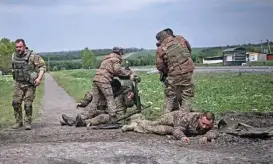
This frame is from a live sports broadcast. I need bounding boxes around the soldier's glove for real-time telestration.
[199,137,208,144]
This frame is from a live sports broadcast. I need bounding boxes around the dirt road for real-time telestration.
[0,73,272,164]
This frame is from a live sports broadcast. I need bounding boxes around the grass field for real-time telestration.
[0,76,44,129]
[95,47,206,61]
[51,69,273,120]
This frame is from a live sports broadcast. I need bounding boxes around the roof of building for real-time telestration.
[223,47,246,52]
[203,56,223,60]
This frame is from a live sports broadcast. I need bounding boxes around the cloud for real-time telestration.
[0,0,179,15]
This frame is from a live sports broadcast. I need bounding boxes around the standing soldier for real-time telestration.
[11,39,46,130]
[155,30,195,113]
[163,28,192,54]
[82,47,135,122]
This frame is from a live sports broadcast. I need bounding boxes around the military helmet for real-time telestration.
[113,47,124,54]
[156,31,168,43]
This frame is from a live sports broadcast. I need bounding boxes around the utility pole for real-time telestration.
[267,39,271,54]
[48,56,50,72]
[260,40,263,53]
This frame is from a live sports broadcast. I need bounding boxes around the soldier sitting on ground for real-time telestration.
[121,111,218,144]
[60,78,135,127]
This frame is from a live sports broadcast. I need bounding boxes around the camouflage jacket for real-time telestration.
[175,35,192,54]
[156,36,195,75]
[172,111,218,140]
[12,50,46,73]
[11,50,46,86]
[93,53,133,83]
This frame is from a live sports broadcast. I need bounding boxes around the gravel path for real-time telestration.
[0,73,272,164]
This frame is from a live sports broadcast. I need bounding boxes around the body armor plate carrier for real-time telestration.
[12,50,38,85]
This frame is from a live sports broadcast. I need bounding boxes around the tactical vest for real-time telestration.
[162,39,191,74]
[11,50,38,85]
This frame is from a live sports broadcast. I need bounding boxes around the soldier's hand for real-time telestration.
[182,137,190,143]
[76,103,82,109]
[34,78,41,86]
[130,74,135,80]
[199,137,208,144]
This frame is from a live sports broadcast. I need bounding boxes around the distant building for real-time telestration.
[247,52,267,62]
[202,56,223,64]
[267,54,273,60]
[222,47,247,66]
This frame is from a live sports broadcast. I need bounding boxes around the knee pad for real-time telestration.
[24,103,33,112]
[12,100,21,108]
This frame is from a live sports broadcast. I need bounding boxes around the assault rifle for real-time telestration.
[89,66,151,130]
[159,69,168,86]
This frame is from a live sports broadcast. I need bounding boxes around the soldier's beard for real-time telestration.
[17,50,23,55]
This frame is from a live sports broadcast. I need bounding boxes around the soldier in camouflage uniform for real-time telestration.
[163,28,192,54]
[85,47,135,122]
[155,30,195,113]
[11,39,46,130]
[122,111,218,144]
[61,78,135,127]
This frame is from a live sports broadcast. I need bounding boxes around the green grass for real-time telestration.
[51,70,273,120]
[0,75,44,129]
[94,48,206,61]
[248,61,273,66]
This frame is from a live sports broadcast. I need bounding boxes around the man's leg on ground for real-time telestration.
[98,83,119,117]
[75,84,101,127]
[85,114,111,126]
[122,119,173,135]
[180,72,195,112]
[11,82,24,129]
[24,85,36,130]
[163,84,176,113]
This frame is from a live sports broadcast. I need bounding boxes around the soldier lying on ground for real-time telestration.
[60,78,135,127]
[121,111,218,144]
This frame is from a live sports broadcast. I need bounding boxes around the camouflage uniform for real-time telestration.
[11,49,46,129]
[85,79,135,126]
[88,47,134,119]
[61,78,135,127]
[122,111,218,141]
[156,31,195,113]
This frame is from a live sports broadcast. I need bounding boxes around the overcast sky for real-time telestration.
[0,0,272,52]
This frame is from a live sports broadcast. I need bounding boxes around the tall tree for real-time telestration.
[0,38,15,74]
[81,47,96,69]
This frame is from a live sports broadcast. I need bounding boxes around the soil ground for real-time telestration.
[0,73,272,164]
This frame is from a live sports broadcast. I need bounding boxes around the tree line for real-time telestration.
[1,37,272,74]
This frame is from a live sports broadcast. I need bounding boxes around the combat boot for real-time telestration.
[62,114,75,126]
[24,104,33,130]
[75,114,86,127]
[12,122,23,129]
[24,122,32,130]
[12,101,23,129]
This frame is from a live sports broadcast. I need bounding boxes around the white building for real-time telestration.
[247,52,267,62]
[202,56,223,64]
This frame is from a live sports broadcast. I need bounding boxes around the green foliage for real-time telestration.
[40,41,273,70]
[0,75,44,129]
[46,60,82,71]
[0,38,15,74]
[51,70,273,120]
[247,61,273,66]
[81,47,96,69]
